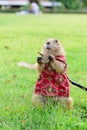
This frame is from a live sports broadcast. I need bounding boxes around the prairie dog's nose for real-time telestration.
[46,42,51,45]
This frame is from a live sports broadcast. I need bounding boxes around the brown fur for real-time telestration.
[18,38,73,110]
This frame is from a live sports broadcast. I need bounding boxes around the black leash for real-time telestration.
[69,78,87,91]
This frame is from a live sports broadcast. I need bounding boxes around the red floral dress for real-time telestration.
[34,55,70,97]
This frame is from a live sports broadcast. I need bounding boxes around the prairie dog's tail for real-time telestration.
[17,61,36,69]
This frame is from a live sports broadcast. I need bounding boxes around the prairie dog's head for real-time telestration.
[42,38,65,56]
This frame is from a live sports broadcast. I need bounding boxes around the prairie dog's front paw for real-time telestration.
[37,57,42,64]
[48,55,55,62]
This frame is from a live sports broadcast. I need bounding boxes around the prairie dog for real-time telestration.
[18,38,73,110]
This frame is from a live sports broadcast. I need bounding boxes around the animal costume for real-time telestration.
[34,55,70,97]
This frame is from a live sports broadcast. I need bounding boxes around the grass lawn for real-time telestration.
[0,13,87,130]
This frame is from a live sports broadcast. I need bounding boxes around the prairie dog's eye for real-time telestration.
[55,39,58,43]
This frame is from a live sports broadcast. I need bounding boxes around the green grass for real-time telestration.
[0,13,87,130]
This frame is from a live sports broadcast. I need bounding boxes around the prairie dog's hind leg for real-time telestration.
[32,94,47,108]
[59,97,73,110]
